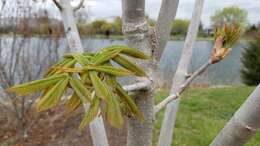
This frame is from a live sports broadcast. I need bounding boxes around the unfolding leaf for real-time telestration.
[45,59,76,77]
[93,49,122,65]
[64,93,82,115]
[104,45,150,59]
[69,77,91,103]
[89,71,110,101]
[106,94,124,129]
[79,96,100,129]
[45,59,68,76]
[37,76,69,112]
[72,53,91,66]
[104,75,117,90]
[112,55,147,77]
[80,72,92,86]
[85,66,133,76]
[116,84,144,121]
[51,67,83,73]
[6,74,67,95]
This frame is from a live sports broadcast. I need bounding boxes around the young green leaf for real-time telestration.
[64,93,82,115]
[106,94,124,129]
[112,55,148,77]
[93,49,122,65]
[104,45,150,59]
[6,74,67,95]
[89,71,110,101]
[37,76,69,112]
[45,59,76,77]
[79,96,100,129]
[50,67,83,73]
[72,53,91,66]
[104,75,117,90]
[85,65,133,76]
[69,77,91,103]
[116,84,144,121]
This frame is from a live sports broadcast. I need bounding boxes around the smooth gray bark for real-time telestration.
[89,117,109,146]
[158,0,205,146]
[154,0,179,60]
[52,1,109,146]
[58,0,84,51]
[122,0,154,146]
[210,84,260,146]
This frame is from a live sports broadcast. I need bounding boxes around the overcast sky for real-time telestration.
[85,0,260,27]
[1,0,259,28]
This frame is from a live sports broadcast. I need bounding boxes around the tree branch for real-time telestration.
[154,60,212,114]
[154,0,179,60]
[123,79,152,92]
[52,0,63,11]
[210,84,260,146]
[73,0,84,11]
[157,1,205,145]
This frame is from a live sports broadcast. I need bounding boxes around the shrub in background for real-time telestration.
[241,34,260,85]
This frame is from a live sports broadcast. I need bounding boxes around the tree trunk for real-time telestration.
[55,1,109,146]
[122,0,154,146]
[210,84,260,146]
[158,0,205,146]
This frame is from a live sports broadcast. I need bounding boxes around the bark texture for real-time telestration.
[122,0,154,146]
[52,1,109,146]
[158,0,205,146]
[210,84,260,146]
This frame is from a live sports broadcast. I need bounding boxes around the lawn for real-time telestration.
[153,86,260,146]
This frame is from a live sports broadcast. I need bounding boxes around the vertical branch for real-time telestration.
[154,0,179,60]
[210,84,260,146]
[157,0,205,146]
[122,0,154,146]
[57,0,83,51]
[52,1,109,146]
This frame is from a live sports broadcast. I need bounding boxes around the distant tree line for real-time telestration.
[1,6,260,39]
[87,17,206,37]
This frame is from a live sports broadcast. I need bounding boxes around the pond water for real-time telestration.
[84,38,244,85]
[0,37,245,86]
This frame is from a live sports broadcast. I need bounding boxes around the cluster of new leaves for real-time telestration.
[6,45,150,129]
[211,24,242,63]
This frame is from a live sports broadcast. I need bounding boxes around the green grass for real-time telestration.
[153,86,260,146]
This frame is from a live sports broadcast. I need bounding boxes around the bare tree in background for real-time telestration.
[0,0,60,140]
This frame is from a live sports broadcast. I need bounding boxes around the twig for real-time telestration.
[154,60,212,114]
[73,0,84,11]
[52,0,63,11]
[123,79,152,92]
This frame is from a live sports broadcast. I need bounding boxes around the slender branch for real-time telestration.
[154,60,212,114]
[123,79,152,92]
[73,0,84,11]
[52,0,63,11]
